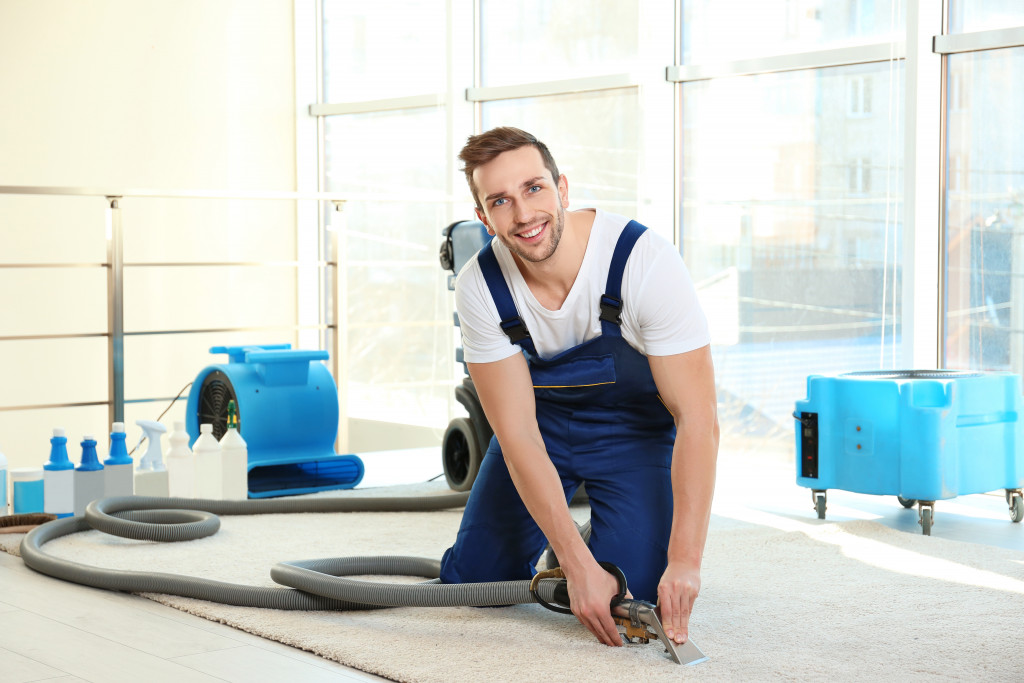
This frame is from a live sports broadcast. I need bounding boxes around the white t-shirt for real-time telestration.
[455,209,711,363]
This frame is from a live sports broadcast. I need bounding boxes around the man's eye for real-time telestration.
[528,185,541,193]
[493,198,508,207]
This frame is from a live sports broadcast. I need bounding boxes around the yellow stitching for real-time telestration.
[533,381,616,389]
[657,394,676,417]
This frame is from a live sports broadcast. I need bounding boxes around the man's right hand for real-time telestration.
[565,559,624,646]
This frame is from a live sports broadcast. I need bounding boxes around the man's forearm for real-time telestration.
[666,421,718,568]
[500,434,593,571]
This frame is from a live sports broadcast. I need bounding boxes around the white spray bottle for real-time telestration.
[134,420,169,497]
[219,400,248,500]
[193,423,222,500]
[166,421,195,498]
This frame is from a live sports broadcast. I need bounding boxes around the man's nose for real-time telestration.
[513,200,533,224]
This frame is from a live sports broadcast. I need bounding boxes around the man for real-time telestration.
[439,127,718,648]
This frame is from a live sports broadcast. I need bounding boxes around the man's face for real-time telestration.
[472,145,568,264]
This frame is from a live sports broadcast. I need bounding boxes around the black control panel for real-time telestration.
[797,412,819,479]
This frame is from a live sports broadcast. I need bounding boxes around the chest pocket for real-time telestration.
[530,353,616,404]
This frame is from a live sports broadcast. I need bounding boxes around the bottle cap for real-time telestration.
[174,421,186,432]
[10,467,44,481]
[78,436,103,471]
[53,427,66,438]
[112,422,125,433]
[200,424,213,434]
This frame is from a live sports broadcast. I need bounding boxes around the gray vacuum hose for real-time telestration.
[20,493,563,610]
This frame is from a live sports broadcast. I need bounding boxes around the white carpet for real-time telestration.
[4,481,1024,682]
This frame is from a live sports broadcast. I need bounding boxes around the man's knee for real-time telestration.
[440,526,545,584]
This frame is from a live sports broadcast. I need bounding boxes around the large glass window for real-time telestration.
[479,0,641,86]
[682,0,903,64]
[682,61,904,441]
[322,1,447,100]
[944,47,1024,374]
[948,1,1024,33]
[323,108,453,447]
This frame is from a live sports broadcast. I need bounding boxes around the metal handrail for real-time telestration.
[0,186,348,424]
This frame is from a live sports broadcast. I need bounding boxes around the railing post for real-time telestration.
[329,199,347,452]
[106,196,125,425]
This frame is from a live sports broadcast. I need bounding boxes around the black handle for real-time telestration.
[534,561,628,614]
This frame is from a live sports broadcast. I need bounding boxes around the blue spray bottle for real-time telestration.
[104,422,134,498]
[44,428,75,518]
[74,436,105,516]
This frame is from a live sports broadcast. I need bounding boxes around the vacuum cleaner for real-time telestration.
[439,219,493,491]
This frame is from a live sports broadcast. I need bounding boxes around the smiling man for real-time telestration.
[439,127,719,649]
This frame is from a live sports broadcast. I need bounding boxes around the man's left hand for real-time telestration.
[656,562,701,644]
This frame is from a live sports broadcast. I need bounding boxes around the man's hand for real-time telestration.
[565,559,623,646]
[657,561,701,644]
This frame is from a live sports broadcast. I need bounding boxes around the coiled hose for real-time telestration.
[20,493,563,610]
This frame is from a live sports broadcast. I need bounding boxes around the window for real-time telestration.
[680,61,903,435]
[943,47,1024,374]
[848,75,873,116]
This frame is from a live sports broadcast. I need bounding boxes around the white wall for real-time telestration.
[0,0,300,471]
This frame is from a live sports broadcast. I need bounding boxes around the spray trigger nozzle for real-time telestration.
[135,420,168,472]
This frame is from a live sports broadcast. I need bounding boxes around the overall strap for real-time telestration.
[599,220,647,337]
[476,243,538,355]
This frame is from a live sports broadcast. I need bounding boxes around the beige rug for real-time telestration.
[4,482,1024,682]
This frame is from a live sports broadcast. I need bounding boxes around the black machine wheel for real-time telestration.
[897,495,916,509]
[920,507,933,536]
[443,417,482,492]
[814,492,827,520]
[1009,493,1024,523]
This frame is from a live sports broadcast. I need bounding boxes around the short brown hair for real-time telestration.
[458,127,560,212]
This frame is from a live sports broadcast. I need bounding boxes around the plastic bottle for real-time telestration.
[104,422,134,498]
[193,423,222,499]
[11,467,44,514]
[133,420,169,497]
[0,447,8,515]
[73,436,105,516]
[219,400,248,500]
[44,428,75,518]
[166,421,196,498]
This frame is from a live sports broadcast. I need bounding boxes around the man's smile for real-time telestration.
[516,221,547,241]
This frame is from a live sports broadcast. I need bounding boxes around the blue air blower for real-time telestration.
[185,344,364,498]
[794,369,1024,534]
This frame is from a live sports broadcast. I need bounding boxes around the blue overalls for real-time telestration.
[439,221,676,602]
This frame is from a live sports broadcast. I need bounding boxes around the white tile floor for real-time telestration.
[1,444,1020,682]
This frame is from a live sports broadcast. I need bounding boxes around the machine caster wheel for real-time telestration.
[443,417,482,492]
[813,491,827,520]
[918,505,933,536]
[1009,493,1023,523]
[897,496,916,509]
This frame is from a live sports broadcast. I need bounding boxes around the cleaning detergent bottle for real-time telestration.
[193,423,222,499]
[134,420,169,497]
[0,448,7,511]
[0,447,8,515]
[73,436,105,516]
[11,467,44,514]
[219,400,248,500]
[166,421,195,498]
[44,428,75,518]
[104,422,134,497]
